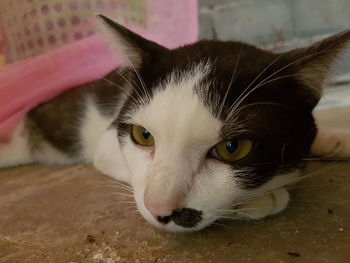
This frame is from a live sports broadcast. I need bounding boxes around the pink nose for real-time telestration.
[144,194,182,223]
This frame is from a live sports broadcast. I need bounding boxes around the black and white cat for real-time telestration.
[1,16,349,232]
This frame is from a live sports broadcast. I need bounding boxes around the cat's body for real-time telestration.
[1,16,350,232]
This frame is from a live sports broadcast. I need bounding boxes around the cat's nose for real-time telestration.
[144,199,178,222]
[144,192,183,220]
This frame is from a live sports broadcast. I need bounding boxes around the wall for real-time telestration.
[199,0,349,45]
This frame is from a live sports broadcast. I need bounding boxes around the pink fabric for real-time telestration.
[147,0,198,48]
[0,35,118,140]
[0,0,198,140]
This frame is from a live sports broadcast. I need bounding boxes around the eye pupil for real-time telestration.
[131,125,154,146]
[211,139,253,162]
[142,129,151,139]
[226,140,238,153]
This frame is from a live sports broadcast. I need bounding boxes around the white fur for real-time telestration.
[0,97,120,167]
[93,128,131,184]
[0,119,75,167]
[0,120,32,167]
[33,141,78,165]
[80,98,116,162]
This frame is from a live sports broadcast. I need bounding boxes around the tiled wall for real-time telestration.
[199,0,350,104]
[199,0,350,46]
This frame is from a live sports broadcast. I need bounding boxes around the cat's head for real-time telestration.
[99,16,350,232]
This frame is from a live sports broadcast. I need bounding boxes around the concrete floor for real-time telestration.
[0,108,350,263]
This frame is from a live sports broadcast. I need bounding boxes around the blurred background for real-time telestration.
[199,0,350,109]
[200,0,349,48]
[0,0,349,109]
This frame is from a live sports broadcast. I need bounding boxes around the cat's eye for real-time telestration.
[210,139,253,162]
[131,125,154,146]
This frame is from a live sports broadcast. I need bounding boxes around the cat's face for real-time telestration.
[99,16,350,232]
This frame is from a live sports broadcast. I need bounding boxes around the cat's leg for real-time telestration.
[0,120,34,168]
[93,128,132,185]
[311,127,350,159]
[236,188,289,220]
[312,108,350,159]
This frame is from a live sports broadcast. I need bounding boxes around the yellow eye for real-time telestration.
[131,125,154,146]
[211,139,253,162]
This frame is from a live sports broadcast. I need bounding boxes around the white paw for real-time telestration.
[236,188,289,220]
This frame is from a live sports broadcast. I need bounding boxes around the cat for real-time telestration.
[0,15,350,232]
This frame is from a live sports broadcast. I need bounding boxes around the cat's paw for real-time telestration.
[236,188,289,220]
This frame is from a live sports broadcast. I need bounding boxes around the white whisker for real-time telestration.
[218,52,241,118]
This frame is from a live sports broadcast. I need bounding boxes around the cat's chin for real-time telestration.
[155,220,214,232]
[143,215,218,233]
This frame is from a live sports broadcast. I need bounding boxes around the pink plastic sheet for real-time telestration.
[0,0,198,140]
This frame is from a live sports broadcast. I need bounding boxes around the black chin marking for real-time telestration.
[157,215,172,224]
[171,208,203,228]
[156,208,202,228]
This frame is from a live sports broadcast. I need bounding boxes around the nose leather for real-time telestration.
[144,189,182,218]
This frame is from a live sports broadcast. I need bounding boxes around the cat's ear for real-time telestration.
[97,15,167,69]
[286,30,350,109]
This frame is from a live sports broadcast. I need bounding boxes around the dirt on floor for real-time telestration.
[0,107,350,263]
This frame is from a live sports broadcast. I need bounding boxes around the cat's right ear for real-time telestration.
[284,29,350,110]
[97,15,168,69]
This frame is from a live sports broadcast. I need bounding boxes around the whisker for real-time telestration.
[122,205,138,210]
[96,182,132,188]
[97,180,133,189]
[297,161,342,182]
[118,200,136,204]
[228,73,301,119]
[218,216,243,221]
[108,192,134,198]
[84,70,140,104]
[112,69,146,104]
[212,221,235,230]
[120,52,150,102]
[94,184,133,193]
[227,48,334,120]
[226,54,283,117]
[223,102,289,135]
[218,52,241,118]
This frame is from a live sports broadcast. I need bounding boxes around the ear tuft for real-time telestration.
[97,15,167,69]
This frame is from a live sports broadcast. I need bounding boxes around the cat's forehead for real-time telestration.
[131,63,222,147]
[140,41,292,119]
[121,41,303,144]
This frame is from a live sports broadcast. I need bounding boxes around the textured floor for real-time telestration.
[0,107,350,263]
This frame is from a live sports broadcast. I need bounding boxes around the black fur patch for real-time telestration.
[171,208,203,228]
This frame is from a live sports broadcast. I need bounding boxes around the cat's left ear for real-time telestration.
[97,15,168,69]
[286,30,350,109]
